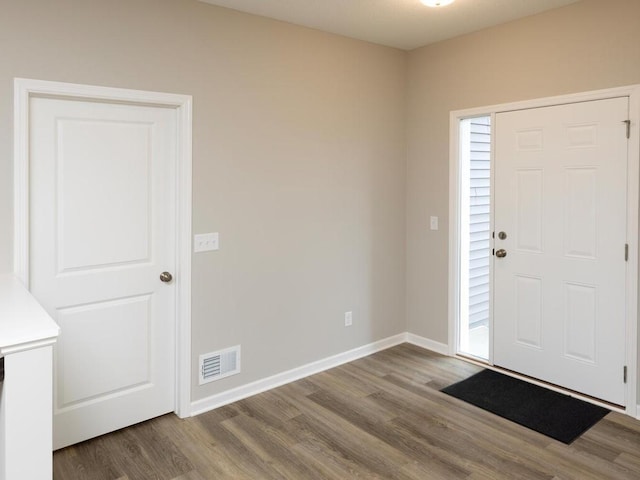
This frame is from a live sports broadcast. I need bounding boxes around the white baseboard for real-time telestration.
[191,328,638,420]
[190,333,408,416]
[406,333,449,355]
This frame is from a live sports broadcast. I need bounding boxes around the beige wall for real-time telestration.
[0,0,407,400]
[4,0,640,406]
[406,0,640,345]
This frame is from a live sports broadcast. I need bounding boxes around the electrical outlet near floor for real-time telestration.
[344,311,353,327]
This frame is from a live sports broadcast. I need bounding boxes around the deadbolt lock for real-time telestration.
[498,231,507,240]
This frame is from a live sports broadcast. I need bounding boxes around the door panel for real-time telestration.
[564,168,597,258]
[493,97,628,405]
[515,169,543,253]
[57,295,151,405]
[563,282,596,363]
[57,119,152,270]
[29,96,176,449]
[514,274,542,348]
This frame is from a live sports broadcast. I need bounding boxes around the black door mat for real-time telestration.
[441,369,609,444]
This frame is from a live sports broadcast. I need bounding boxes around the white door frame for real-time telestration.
[13,78,193,418]
[448,85,640,416]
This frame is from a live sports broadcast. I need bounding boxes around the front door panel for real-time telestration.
[493,97,628,405]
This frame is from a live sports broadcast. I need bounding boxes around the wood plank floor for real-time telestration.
[53,344,640,479]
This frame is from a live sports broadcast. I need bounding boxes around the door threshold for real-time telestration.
[456,353,490,365]
[454,354,625,413]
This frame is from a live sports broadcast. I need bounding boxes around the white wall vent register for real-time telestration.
[199,345,241,385]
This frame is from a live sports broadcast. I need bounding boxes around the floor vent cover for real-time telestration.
[199,345,241,385]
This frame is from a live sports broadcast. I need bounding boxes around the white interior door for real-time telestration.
[493,97,629,406]
[29,96,177,449]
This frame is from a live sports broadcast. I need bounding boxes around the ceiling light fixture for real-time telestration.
[421,0,455,6]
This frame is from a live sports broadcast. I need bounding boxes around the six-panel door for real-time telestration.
[493,97,629,406]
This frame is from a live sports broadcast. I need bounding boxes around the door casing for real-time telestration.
[448,85,640,416]
[13,78,193,418]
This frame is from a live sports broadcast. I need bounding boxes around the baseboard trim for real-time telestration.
[406,333,449,355]
[190,333,408,416]
[190,330,636,420]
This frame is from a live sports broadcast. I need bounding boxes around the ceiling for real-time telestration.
[198,0,581,50]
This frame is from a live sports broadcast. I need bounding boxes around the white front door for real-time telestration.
[29,96,177,449]
[493,97,629,406]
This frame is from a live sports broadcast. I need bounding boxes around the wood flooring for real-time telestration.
[53,344,640,479]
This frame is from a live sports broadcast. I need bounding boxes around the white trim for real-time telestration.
[174,87,193,419]
[449,85,640,120]
[12,77,193,419]
[190,333,453,417]
[0,337,58,356]
[406,333,449,355]
[487,112,496,366]
[624,86,640,418]
[191,334,407,416]
[448,84,640,417]
[13,83,29,285]
[448,111,461,357]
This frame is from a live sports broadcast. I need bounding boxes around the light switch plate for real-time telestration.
[194,232,219,252]
[430,216,439,230]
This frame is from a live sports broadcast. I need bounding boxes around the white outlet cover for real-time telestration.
[344,311,353,327]
[194,232,219,252]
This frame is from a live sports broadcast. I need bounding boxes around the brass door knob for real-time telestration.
[495,249,507,258]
